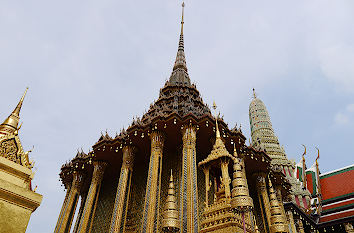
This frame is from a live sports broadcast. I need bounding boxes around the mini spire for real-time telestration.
[231,146,253,211]
[252,88,257,99]
[162,170,180,232]
[268,177,288,233]
[0,88,28,135]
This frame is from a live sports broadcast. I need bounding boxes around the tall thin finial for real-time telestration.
[0,87,29,134]
[181,2,185,35]
[212,101,221,138]
[13,87,28,117]
[252,88,257,99]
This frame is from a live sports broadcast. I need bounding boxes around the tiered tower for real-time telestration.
[249,89,310,208]
[161,170,180,233]
[268,178,288,233]
[0,89,42,233]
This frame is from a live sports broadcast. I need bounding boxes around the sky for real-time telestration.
[1,0,354,232]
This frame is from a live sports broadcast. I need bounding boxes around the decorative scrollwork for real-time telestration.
[0,138,19,163]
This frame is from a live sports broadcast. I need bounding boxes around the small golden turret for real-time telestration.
[0,88,28,135]
[231,144,254,211]
[162,170,180,232]
[254,215,261,233]
[268,177,288,233]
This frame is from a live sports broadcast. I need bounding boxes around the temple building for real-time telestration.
[0,88,42,233]
[54,3,354,233]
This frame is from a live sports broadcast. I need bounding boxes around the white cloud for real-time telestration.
[334,112,349,126]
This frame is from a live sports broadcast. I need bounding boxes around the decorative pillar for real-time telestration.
[286,211,297,233]
[344,222,354,233]
[202,167,210,206]
[254,173,271,231]
[141,131,164,233]
[54,172,84,233]
[77,161,107,233]
[73,193,87,233]
[180,125,199,233]
[268,178,288,233]
[110,145,136,233]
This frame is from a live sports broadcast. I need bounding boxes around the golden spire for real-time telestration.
[172,2,187,72]
[198,101,234,167]
[0,88,28,135]
[181,2,185,35]
[231,144,253,210]
[268,177,288,233]
[162,170,180,232]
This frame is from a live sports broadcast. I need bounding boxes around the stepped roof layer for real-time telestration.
[319,164,354,223]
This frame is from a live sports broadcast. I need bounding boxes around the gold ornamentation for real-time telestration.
[231,145,254,211]
[77,161,107,233]
[181,125,199,233]
[55,172,85,233]
[344,222,354,233]
[142,131,164,233]
[268,177,289,233]
[0,88,28,135]
[110,146,136,233]
[162,170,180,232]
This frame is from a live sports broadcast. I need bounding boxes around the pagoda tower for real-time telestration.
[249,89,311,208]
[0,89,42,233]
[56,4,295,233]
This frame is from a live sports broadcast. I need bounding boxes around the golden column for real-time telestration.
[109,145,137,233]
[162,170,180,233]
[202,167,210,207]
[73,193,87,233]
[254,173,272,229]
[141,131,164,233]
[268,178,288,233]
[181,124,198,233]
[77,161,107,233]
[286,210,297,233]
[54,171,84,233]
